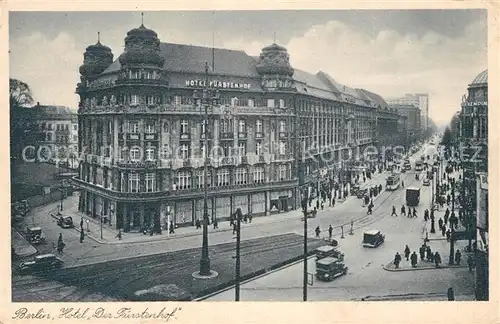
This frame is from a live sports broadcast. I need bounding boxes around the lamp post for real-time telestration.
[193,62,220,277]
[301,190,308,301]
[235,208,242,301]
[59,180,65,212]
[449,178,456,265]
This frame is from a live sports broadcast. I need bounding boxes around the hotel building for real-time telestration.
[74,23,405,231]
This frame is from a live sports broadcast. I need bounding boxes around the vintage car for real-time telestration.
[26,227,46,245]
[315,245,345,261]
[57,215,75,228]
[350,184,360,196]
[362,229,385,248]
[19,253,64,274]
[423,178,431,186]
[315,257,348,282]
[356,188,368,199]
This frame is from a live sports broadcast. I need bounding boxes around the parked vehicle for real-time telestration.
[57,216,75,228]
[315,257,348,281]
[362,229,385,248]
[19,253,64,274]
[406,187,421,206]
[315,245,344,261]
[356,188,368,199]
[26,227,46,245]
[415,161,424,171]
[423,178,430,186]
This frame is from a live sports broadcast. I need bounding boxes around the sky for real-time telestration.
[9,10,487,125]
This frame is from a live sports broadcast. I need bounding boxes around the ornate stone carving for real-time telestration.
[84,98,90,108]
[110,95,117,106]
[90,97,97,108]
[102,96,108,106]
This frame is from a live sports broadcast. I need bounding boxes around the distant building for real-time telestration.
[31,103,79,166]
[387,93,429,131]
[389,104,421,143]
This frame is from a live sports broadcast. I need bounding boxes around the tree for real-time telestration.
[441,126,454,154]
[10,78,35,161]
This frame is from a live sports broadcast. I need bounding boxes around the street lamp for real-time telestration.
[192,62,220,277]
[449,178,456,265]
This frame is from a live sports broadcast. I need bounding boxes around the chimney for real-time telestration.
[37,102,40,107]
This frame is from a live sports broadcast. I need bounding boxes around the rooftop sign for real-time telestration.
[185,80,251,90]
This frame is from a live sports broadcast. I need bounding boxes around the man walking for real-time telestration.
[401,205,406,217]
[328,225,333,240]
[391,205,397,217]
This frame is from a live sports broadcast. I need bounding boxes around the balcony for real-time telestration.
[144,133,158,141]
[115,78,169,86]
[238,132,247,139]
[179,133,190,141]
[255,132,264,139]
[127,133,140,141]
[279,132,288,139]
[116,160,159,169]
[220,132,234,140]
[200,132,212,140]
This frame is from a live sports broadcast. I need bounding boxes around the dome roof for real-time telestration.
[471,69,487,85]
[126,24,158,39]
[85,40,112,53]
[262,43,287,52]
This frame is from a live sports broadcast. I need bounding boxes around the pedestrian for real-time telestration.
[58,233,63,245]
[444,209,449,225]
[426,246,433,261]
[232,222,237,235]
[441,224,446,237]
[229,215,234,227]
[446,229,451,241]
[115,229,122,240]
[213,218,219,230]
[438,218,443,231]
[367,205,372,215]
[430,210,435,221]
[404,245,410,261]
[401,180,404,187]
[80,228,85,243]
[80,218,84,229]
[57,239,65,254]
[412,208,417,218]
[434,252,442,268]
[447,287,455,301]
[316,200,320,210]
[411,251,418,268]
[447,194,451,205]
[419,245,425,260]
[401,205,406,217]
[321,202,324,210]
[467,255,474,272]
[455,250,462,265]
[196,219,201,229]
[248,214,253,223]
[243,214,248,223]
[394,252,402,269]
[391,205,397,217]
[315,226,321,238]
[328,225,333,240]
[378,184,382,193]
[332,197,336,207]
[169,221,175,234]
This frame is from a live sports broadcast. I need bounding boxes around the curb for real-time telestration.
[383,262,467,272]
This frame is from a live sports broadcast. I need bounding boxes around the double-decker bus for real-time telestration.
[415,161,424,171]
[386,174,401,190]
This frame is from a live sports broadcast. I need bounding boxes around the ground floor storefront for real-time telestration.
[78,188,296,232]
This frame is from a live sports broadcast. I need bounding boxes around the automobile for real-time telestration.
[400,167,406,173]
[57,215,75,228]
[362,229,385,248]
[350,184,360,196]
[26,227,46,245]
[315,245,345,261]
[404,163,411,170]
[423,178,430,186]
[356,188,368,199]
[315,257,348,282]
[19,253,64,274]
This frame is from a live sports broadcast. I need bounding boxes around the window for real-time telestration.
[238,142,246,156]
[73,135,77,142]
[163,122,169,132]
[267,99,275,108]
[279,165,287,181]
[238,120,246,134]
[279,141,286,155]
[220,119,230,133]
[147,95,155,105]
[279,99,285,108]
[217,168,230,186]
[96,168,104,186]
[248,99,254,107]
[130,70,140,79]
[221,142,232,157]
[231,97,239,106]
[177,171,191,190]
[256,120,263,133]
[48,124,53,130]
[145,173,156,192]
[174,96,182,105]
[200,143,207,159]
[197,170,211,188]
[180,120,189,134]
[129,173,139,193]
[145,147,156,161]
[130,147,141,161]
[130,94,139,106]
[145,123,155,134]
[201,119,207,135]
[253,167,264,183]
[130,122,139,133]
[120,172,126,191]
[279,121,286,132]
[254,142,262,156]
[180,144,189,159]
[235,167,248,185]
[47,133,52,141]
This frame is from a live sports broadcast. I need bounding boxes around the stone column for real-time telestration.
[265,191,269,216]
[139,204,144,228]
[113,117,119,163]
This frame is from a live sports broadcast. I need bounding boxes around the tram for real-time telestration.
[386,174,401,190]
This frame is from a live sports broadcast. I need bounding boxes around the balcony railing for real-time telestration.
[116,160,159,169]
[127,133,140,141]
[238,132,247,139]
[115,78,169,86]
[144,133,158,141]
[179,133,190,141]
[255,132,264,139]
[220,132,234,140]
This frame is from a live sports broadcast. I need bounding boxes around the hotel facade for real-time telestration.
[74,24,405,232]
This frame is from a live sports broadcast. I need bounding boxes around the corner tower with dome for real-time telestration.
[74,22,406,233]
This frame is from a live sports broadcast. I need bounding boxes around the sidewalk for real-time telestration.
[11,229,37,257]
[50,168,390,245]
